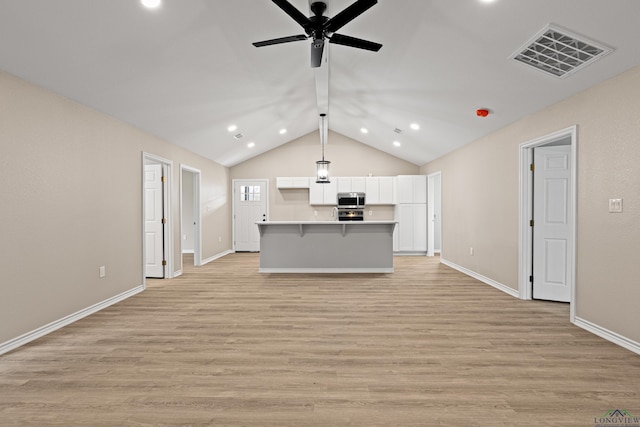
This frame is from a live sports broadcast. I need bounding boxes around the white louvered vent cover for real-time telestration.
[511,24,613,78]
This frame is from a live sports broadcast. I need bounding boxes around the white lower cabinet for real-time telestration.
[394,203,427,253]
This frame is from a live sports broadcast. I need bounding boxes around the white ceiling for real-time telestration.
[2,0,640,167]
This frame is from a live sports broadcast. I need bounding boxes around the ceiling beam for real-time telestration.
[314,46,329,142]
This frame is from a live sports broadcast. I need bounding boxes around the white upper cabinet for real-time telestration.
[337,177,366,193]
[351,177,366,192]
[365,176,395,205]
[337,177,352,193]
[396,175,427,204]
[309,179,338,205]
[275,175,399,205]
[365,177,380,204]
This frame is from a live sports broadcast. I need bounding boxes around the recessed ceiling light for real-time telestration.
[360,128,369,134]
[227,124,237,132]
[479,0,496,4]
[410,123,420,130]
[279,128,287,135]
[141,0,161,9]
[393,141,401,147]
[247,142,255,148]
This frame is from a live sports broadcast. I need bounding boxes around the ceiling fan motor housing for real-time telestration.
[252,0,382,68]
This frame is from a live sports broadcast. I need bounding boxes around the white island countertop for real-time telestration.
[256,221,397,273]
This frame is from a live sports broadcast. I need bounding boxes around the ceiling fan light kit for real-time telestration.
[253,0,382,68]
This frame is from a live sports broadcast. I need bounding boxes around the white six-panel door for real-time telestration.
[233,180,268,252]
[533,145,571,302]
[144,164,164,278]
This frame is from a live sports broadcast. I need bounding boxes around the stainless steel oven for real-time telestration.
[338,210,364,221]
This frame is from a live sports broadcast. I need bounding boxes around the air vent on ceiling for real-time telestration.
[511,24,613,78]
[394,128,403,134]
[233,133,244,140]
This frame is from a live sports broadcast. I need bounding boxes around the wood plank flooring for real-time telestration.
[1,253,639,426]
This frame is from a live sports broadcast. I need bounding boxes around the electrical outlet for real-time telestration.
[609,198,623,213]
[99,266,106,278]
[369,210,373,216]
[218,236,222,242]
[470,247,474,256]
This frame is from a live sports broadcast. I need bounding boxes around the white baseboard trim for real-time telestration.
[0,285,144,356]
[173,270,183,278]
[440,258,520,298]
[201,249,233,266]
[181,249,195,254]
[574,316,640,356]
[259,267,393,274]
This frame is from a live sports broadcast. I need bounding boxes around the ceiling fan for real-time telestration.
[253,0,383,68]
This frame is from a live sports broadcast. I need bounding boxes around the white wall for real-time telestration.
[181,169,195,253]
[422,65,640,346]
[0,71,231,349]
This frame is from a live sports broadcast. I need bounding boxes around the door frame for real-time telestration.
[518,126,577,321]
[142,152,174,284]
[180,164,202,267]
[232,179,269,252]
[427,171,442,257]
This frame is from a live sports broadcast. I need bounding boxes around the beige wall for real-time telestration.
[0,71,231,345]
[231,131,420,221]
[422,65,640,343]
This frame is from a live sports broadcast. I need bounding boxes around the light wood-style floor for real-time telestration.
[1,254,639,426]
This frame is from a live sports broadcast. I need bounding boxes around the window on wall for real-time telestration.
[240,185,261,202]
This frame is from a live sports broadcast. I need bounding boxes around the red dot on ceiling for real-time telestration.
[476,109,490,117]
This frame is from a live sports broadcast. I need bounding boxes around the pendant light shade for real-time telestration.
[316,114,331,183]
[316,159,331,183]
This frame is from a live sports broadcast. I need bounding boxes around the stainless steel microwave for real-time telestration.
[337,192,366,209]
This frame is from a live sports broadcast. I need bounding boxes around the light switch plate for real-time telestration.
[608,198,623,213]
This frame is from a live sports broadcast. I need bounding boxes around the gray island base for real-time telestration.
[256,221,397,273]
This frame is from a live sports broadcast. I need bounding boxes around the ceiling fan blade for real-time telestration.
[272,0,312,31]
[329,33,382,51]
[253,34,308,48]
[310,40,325,68]
[325,0,377,33]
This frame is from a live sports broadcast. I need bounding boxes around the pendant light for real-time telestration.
[316,113,331,183]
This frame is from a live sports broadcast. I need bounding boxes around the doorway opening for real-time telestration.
[427,171,442,257]
[142,152,173,281]
[519,126,577,321]
[180,165,201,269]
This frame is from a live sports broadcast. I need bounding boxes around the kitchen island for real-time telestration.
[256,221,397,273]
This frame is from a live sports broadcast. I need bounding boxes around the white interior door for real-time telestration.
[533,145,571,301]
[144,164,164,278]
[233,180,268,252]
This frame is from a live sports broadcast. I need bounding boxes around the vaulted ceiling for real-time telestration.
[2,0,640,167]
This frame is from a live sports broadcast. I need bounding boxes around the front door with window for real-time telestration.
[233,180,268,252]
